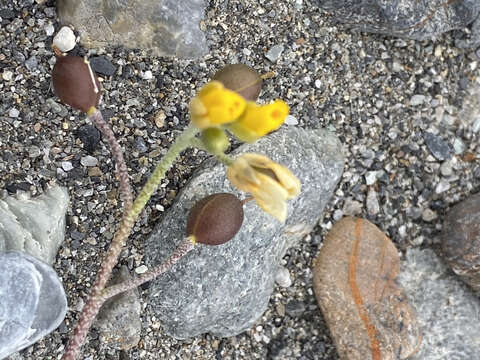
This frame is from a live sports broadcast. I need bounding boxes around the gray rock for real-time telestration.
[145,127,344,339]
[265,44,285,62]
[0,186,69,265]
[316,0,480,40]
[95,266,141,351]
[424,132,452,161]
[24,56,38,71]
[0,251,67,359]
[57,0,208,58]
[89,56,116,77]
[398,248,480,360]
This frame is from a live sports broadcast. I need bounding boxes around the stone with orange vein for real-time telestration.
[312,217,421,360]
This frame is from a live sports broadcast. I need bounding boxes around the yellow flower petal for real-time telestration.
[228,100,289,142]
[226,153,301,222]
[189,81,246,129]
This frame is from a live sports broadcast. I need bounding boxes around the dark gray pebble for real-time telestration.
[424,132,452,161]
[89,56,116,77]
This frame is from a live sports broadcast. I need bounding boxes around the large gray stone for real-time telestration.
[145,127,344,339]
[0,251,67,359]
[316,0,480,41]
[57,0,208,58]
[0,186,69,265]
[397,248,480,359]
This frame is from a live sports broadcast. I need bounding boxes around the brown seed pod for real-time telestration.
[212,64,262,101]
[52,55,101,113]
[186,193,244,246]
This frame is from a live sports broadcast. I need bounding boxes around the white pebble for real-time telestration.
[284,115,298,126]
[44,23,55,36]
[8,108,19,118]
[53,26,76,53]
[61,161,73,171]
[366,188,380,216]
[80,155,98,167]
[135,265,148,274]
[2,70,13,81]
[410,94,426,106]
[314,79,322,88]
[274,267,292,288]
[242,48,251,56]
[142,70,153,80]
[422,208,438,222]
[435,179,450,194]
[472,116,480,133]
[364,171,377,185]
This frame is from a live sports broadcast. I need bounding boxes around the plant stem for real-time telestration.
[101,237,195,300]
[63,123,199,360]
[191,137,234,166]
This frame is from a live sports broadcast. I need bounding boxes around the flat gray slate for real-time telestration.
[398,248,480,360]
[57,0,208,58]
[145,127,344,339]
[0,186,69,265]
[316,0,480,41]
[0,251,67,359]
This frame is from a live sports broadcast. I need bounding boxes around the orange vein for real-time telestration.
[349,219,381,360]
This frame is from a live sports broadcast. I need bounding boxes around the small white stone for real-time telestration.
[44,23,55,36]
[2,70,13,81]
[440,161,453,177]
[61,161,73,171]
[80,156,98,167]
[274,266,292,287]
[365,171,377,185]
[135,265,148,274]
[53,26,76,53]
[422,208,437,222]
[332,209,343,221]
[366,188,380,215]
[8,108,19,118]
[242,48,251,56]
[410,95,426,106]
[284,115,298,126]
[452,138,466,154]
[314,79,322,88]
[142,70,153,80]
[435,179,450,194]
[472,116,480,133]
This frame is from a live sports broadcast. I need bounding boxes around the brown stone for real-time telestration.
[312,217,421,360]
[441,192,480,291]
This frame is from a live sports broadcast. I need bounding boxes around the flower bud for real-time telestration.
[52,56,101,113]
[200,128,230,154]
[212,64,262,101]
[186,193,244,246]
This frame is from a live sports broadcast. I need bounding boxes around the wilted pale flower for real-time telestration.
[189,81,246,129]
[226,153,301,222]
[228,100,289,143]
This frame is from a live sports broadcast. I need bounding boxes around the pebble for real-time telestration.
[421,208,437,222]
[410,94,426,106]
[135,265,148,274]
[8,108,19,118]
[25,56,38,71]
[61,161,73,171]
[141,70,153,80]
[2,70,13,81]
[435,178,450,193]
[80,155,98,167]
[440,161,452,177]
[265,44,284,62]
[76,125,101,153]
[342,198,363,216]
[53,26,76,53]
[274,266,292,288]
[472,116,480,133]
[366,188,380,215]
[364,171,377,185]
[133,137,148,153]
[44,22,55,36]
[90,56,116,77]
[284,115,298,125]
[452,138,466,154]
[424,132,452,161]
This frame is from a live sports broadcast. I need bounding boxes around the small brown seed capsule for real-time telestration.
[52,55,101,113]
[212,64,262,101]
[186,193,244,246]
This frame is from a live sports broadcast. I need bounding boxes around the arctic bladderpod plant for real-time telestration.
[51,43,300,359]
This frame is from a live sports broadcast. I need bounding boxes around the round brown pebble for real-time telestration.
[212,64,261,101]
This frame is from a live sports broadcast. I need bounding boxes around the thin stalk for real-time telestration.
[101,237,195,300]
[63,124,199,360]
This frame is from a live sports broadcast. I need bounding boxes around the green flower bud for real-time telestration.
[186,193,244,246]
[200,128,230,154]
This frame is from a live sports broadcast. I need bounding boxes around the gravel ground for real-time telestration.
[1,0,480,359]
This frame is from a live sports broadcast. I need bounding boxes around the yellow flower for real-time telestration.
[227,100,289,142]
[226,153,301,222]
[189,81,246,129]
